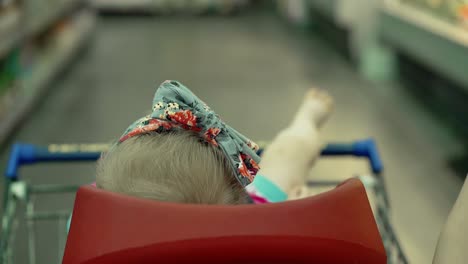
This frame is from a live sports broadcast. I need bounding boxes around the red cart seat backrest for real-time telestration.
[63,178,386,264]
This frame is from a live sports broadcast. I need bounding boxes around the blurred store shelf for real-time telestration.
[307,0,339,24]
[0,5,21,58]
[305,0,395,81]
[0,0,85,59]
[25,0,85,37]
[21,10,95,94]
[0,2,95,144]
[92,0,154,13]
[92,0,249,15]
[306,0,376,31]
[381,1,468,89]
[304,0,468,87]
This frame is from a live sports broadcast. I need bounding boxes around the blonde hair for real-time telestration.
[96,131,250,204]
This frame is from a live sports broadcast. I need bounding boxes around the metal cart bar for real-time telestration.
[2,138,408,264]
[5,139,382,181]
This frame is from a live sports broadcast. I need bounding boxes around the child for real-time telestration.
[82,80,468,262]
[96,80,333,203]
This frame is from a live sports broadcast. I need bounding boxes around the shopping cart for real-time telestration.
[1,139,408,263]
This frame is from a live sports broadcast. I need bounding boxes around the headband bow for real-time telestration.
[118,80,260,187]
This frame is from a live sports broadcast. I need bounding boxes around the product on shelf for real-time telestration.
[24,0,78,36]
[276,0,308,25]
[0,51,18,90]
[455,1,468,28]
[399,0,468,29]
[0,49,19,119]
[0,0,22,57]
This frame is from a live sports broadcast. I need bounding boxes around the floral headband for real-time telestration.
[118,80,261,187]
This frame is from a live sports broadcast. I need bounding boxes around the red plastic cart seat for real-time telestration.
[63,178,386,264]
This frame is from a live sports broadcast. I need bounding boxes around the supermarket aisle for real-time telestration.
[4,13,464,263]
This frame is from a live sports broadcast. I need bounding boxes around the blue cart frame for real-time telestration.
[1,139,408,263]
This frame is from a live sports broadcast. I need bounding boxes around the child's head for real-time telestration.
[96,131,250,204]
[96,80,260,205]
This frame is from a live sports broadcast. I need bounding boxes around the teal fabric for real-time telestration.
[253,174,288,202]
[117,80,261,187]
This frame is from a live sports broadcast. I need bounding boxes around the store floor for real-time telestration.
[3,12,465,263]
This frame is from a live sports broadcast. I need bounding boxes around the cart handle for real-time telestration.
[6,144,102,181]
[321,138,383,174]
[5,139,383,180]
